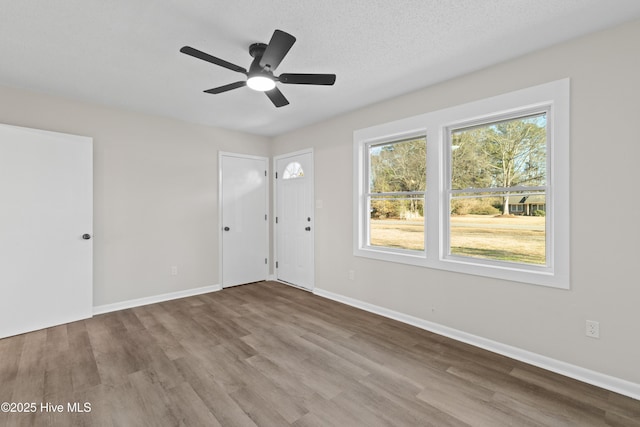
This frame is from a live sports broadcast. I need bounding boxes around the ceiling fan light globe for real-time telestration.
[247,76,276,92]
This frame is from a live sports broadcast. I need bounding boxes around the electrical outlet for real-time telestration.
[348,270,355,280]
[585,320,599,338]
[170,266,178,276]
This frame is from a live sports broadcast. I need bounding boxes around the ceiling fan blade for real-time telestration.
[204,81,247,94]
[265,87,289,107]
[278,73,336,85]
[259,30,296,71]
[180,46,247,74]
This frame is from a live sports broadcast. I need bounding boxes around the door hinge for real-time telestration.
[265,170,267,177]
[275,172,278,179]
[265,258,268,264]
[276,261,278,268]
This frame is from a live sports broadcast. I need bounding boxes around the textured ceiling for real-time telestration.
[2,1,640,136]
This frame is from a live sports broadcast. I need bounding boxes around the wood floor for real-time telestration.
[1,281,638,427]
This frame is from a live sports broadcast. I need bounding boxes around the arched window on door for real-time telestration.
[282,161,304,179]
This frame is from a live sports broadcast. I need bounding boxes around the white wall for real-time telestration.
[0,85,270,306]
[272,19,640,386]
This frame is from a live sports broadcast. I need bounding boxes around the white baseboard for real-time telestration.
[93,284,222,315]
[313,287,640,401]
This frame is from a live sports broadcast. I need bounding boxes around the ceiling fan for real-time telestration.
[180,29,336,107]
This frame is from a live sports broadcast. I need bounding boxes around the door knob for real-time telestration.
[224,226,230,231]
[305,226,311,231]
[82,234,91,240]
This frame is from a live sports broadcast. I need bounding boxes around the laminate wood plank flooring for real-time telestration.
[1,281,638,426]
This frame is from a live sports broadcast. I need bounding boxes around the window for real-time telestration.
[282,161,304,179]
[367,137,426,252]
[447,111,548,266]
[354,79,570,288]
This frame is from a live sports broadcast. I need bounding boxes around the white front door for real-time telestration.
[220,152,268,288]
[275,150,314,290]
[0,124,93,339]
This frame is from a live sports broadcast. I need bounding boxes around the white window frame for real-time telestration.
[364,134,427,256]
[354,122,429,265]
[353,79,570,289]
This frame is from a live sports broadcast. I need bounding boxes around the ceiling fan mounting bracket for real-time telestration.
[249,43,267,59]
[248,43,273,75]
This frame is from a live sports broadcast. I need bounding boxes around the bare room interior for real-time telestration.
[1,1,640,425]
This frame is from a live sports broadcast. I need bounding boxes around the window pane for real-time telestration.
[370,197,424,251]
[366,136,426,252]
[451,113,546,191]
[450,195,546,265]
[449,113,547,266]
[282,162,304,179]
[369,137,426,193]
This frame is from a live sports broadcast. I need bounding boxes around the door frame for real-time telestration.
[218,151,269,288]
[273,148,315,291]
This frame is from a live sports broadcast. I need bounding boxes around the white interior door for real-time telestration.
[0,124,93,339]
[220,153,268,288]
[275,150,314,290]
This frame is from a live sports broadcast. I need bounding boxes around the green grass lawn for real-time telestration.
[370,215,546,265]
